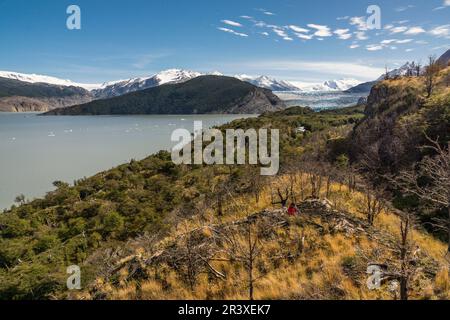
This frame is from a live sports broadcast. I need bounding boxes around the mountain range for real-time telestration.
[1,48,448,112]
[44,76,285,115]
[0,69,362,112]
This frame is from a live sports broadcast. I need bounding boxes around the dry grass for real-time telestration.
[100,172,449,301]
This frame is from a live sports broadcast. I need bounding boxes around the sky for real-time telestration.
[0,0,449,84]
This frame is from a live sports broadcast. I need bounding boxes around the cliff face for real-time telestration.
[349,70,450,172]
[0,77,93,112]
[0,95,94,112]
[44,76,285,115]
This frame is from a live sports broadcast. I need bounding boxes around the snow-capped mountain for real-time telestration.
[1,68,362,100]
[294,79,361,92]
[0,71,101,91]
[92,69,202,99]
[235,75,300,92]
[376,62,424,81]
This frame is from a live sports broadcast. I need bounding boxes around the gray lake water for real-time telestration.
[0,113,253,210]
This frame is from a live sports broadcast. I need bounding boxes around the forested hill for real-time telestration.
[44,76,285,115]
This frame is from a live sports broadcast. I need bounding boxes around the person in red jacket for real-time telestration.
[288,203,299,216]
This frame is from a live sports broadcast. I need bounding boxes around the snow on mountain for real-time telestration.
[0,68,363,98]
[92,69,202,99]
[293,79,361,92]
[235,74,300,91]
[0,71,101,91]
[376,62,423,81]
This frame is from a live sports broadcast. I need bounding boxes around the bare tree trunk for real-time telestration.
[248,223,255,301]
[399,217,410,301]
[448,206,450,255]
[217,194,223,217]
[326,176,332,198]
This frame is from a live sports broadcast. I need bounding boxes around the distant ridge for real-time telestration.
[44,76,285,115]
[437,48,450,66]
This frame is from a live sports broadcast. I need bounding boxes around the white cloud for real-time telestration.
[379,39,413,47]
[307,24,332,37]
[272,28,288,38]
[295,33,314,40]
[391,26,408,34]
[289,25,309,33]
[445,0,450,6]
[221,20,242,27]
[235,60,385,81]
[355,31,368,40]
[349,44,360,49]
[366,44,384,51]
[395,5,415,12]
[263,11,275,16]
[429,25,450,37]
[217,27,248,37]
[349,16,368,31]
[405,26,426,35]
[380,39,397,44]
[334,28,351,40]
[283,37,294,41]
[396,39,413,44]
[405,48,414,52]
[260,32,269,36]
[240,16,253,19]
[384,24,394,30]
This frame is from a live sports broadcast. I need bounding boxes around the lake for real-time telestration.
[0,113,254,210]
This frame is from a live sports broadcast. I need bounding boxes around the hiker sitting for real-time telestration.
[288,203,299,216]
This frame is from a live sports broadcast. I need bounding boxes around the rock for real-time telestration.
[357,97,367,105]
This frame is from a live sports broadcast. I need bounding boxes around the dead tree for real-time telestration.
[271,187,290,208]
[425,55,441,98]
[415,61,422,77]
[395,136,450,255]
[360,185,385,226]
[384,65,390,80]
[392,211,420,300]
[218,220,264,300]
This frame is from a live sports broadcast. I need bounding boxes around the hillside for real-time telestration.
[1,102,448,300]
[44,76,285,115]
[345,81,378,94]
[349,67,450,171]
[437,49,450,67]
[0,77,93,112]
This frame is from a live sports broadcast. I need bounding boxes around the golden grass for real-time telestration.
[103,171,449,301]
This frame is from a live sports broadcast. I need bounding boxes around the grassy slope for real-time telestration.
[97,174,449,301]
[0,91,448,300]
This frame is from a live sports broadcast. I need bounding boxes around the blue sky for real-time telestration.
[0,0,449,84]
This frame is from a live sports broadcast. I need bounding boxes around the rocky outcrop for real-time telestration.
[0,76,94,112]
[0,95,94,112]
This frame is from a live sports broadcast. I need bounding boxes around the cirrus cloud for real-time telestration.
[221,20,242,27]
[217,27,248,37]
[307,24,332,37]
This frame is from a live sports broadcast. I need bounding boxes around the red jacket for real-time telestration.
[288,206,298,216]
